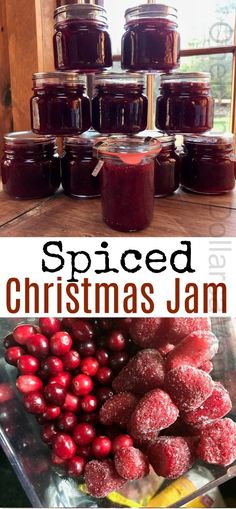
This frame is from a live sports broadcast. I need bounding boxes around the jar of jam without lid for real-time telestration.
[156,72,214,134]
[121,4,180,72]
[94,137,161,232]
[92,73,148,135]
[53,4,112,72]
[1,132,60,199]
[30,73,91,136]
[180,133,235,195]
[61,130,103,198]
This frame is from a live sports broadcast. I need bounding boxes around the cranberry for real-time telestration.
[66,456,86,478]
[71,320,94,342]
[108,331,126,351]
[17,355,40,374]
[77,340,96,357]
[13,324,37,345]
[79,412,98,426]
[112,435,134,454]
[41,423,58,445]
[5,346,25,366]
[92,436,112,459]
[41,356,64,377]
[43,405,61,421]
[61,318,75,329]
[3,334,17,348]
[98,319,114,331]
[72,374,94,396]
[16,375,43,394]
[53,433,76,460]
[0,383,14,403]
[76,445,92,459]
[62,350,80,371]
[81,395,98,413]
[51,452,66,465]
[62,392,80,413]
[50,332,73,357]
[95,348,110,367]
[109,352,129,373]
[44,383,66,406]
[96,386,114,405]
[39,318,61,337]
[57,412,77,432]
[23,391,46,415]
[26,333,49,359]
[80,357,99,377]
[73,423,96,446]
[96,367,113,385]
[49,372,72,389]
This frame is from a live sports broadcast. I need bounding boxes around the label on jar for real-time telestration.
[92,160,104,177]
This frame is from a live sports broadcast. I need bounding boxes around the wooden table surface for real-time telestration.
[0,185,236,237]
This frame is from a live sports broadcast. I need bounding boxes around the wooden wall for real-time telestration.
[0,1,12,154]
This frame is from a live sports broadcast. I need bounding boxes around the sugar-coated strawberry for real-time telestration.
[182,383,232,425]
[200,361,213,374]
[197,418,236,466]
[165,366,214,411]
[165,330,219,371]
[161,318,211,345]
[84,459,126,498]
[99,392,139,428]
[114,447,149,480]
[148,436,196,479]
[128,318,163,348]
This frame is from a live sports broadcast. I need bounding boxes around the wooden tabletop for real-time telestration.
[0,185,236,237]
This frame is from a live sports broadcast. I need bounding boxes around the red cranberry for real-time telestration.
[43,405,61,421]
[109,351,129,373]
[77,340,96,357]
[50,332,73,357]
[17,355,40,374]
[62,350,80,371]
[41,423,58,445]
[13,324,37,345]
[49,372,72,389]
[62,392,80,413]
[66,456,86,478]
[72,374,94,396]
[96,349,110,367]
[92,436,112,459]
[108,331,126,351]
[23,391,46,415]
[112,435,134,454]
[0,383,14,403]
[73,423,96,446]
[81,395,98,413]
[39,318,61,337]
[96,367,113,385]
[61,318,75,329]
[51,452,66,465]
[57,412,77,432]
[98,319,114,331]
[16,375,43,394]
[44,383,66,406]
[41,356,64,377]
[80,357,99,377]
[3,334,17,348]
[5,346,25,366]
[76,445,92,459]
[53,433,76,460]
[26,334,49,359]
[79,412,98,426]
[71,320,94,342]
[95,386,114,405]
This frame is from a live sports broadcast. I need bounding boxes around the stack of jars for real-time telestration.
[1,3,235,232]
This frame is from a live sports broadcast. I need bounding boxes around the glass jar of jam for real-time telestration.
[53,4,112,72]
[156,72,214,134]
[121,4,180,72]
[94,137,161,232]
[1,132,60,199]
[61,130,102,198]
[180,133,235,194]
[92,73,148,135]
[30,72,91,136]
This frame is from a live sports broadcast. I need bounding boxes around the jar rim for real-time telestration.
[64,130,106,147]
[137,130,176,144]
[161,72,211,83]
[54,3,108,24]
[4,131,56,145]
[32,72,86,86]
[125,4,177,23]
[95,136,161,164]
[94,72,145,86]
[184,132,234,145]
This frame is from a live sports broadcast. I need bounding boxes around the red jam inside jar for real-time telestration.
[156,72,214,134]
[95,137,161,232]
[30,72,91,136]
[1,132,60,199]
[61,130,102,198]
[180,133,235,194]
[92,73,148,135]
[121,4,180,72]
[53,4,112,72]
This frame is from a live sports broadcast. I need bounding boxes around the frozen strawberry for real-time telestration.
[114,447,149,480]
[128,318,163,348]
[158,342,175,357]
[197,418,236,466]
[166,330,219,372]
[99,392,139,428]
[147,436,196,479]
[165,366,214,411]
[112,349,165,395]
[84,459,126,498]
[200,361,213,374]
[162,318,211,345]
[130,389,179,442]
[182,383,232,425]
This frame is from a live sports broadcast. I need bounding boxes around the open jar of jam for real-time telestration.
[53,4,112,72]
[180,133,235,194]
[1,132,60,199]
[30,72,91,136]
[61,130,103,198]
[121,4,180,72]
[94,137,161,232]
[92,73,148,135]
[156,72,214,134]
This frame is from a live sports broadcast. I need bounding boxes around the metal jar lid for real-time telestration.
[161,72,211,84]
[54,4,108,24]
[94,72,145,86]
[137,130,176,145]
[64,129,106,147]
[32,72,86,86]
[125,4,178,24]
[4,131,56,146]
[184,132,235,146]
